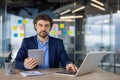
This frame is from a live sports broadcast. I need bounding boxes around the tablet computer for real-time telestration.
[28,49,44,65]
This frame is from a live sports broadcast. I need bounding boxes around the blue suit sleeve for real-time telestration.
[15,39,28,70]
[59,40,71,68]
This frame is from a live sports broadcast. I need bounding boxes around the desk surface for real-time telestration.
[0,68,120,80]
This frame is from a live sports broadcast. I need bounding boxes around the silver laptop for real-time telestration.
[54,52,106,77]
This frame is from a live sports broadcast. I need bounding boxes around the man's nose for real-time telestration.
[42,26,46,30]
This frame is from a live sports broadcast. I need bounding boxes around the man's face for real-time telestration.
[35,20,51,38]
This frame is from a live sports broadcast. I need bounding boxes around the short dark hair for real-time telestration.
[33,14,53,28]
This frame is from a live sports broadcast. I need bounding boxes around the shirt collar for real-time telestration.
[37,36,49,46]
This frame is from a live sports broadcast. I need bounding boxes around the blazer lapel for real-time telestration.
[49,36,55,68]
[33,35,38,49]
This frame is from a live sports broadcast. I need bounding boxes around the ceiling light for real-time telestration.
[60,9,71,15]
[53,2,76,14]
[117,10,120,13]
[90,3,105,11]
[53,19,74,22]
[60,15,83,19]
[117,0,120,13]
[72,6,85,13]
[91,0,104,6]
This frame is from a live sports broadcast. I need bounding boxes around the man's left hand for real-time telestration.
[66,63,78,72]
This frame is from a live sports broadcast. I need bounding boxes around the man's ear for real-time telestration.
[34,27,36,31]
[50,28,52,31]
[34,24,37,31]
[50,25,53,31]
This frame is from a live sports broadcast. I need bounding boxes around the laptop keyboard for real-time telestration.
[56,70,76,75]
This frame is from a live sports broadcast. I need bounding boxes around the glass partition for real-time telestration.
[0,15,2,53]
[85,14,115,52]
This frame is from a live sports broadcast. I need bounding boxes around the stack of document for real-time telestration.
[20,71,44,77]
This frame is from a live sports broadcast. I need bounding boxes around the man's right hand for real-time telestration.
[24,58,38,69]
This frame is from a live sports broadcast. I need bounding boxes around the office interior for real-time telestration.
[0,0,120,75]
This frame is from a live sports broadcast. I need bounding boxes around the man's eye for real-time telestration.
[45,25,50,27]
[38,24,42,27]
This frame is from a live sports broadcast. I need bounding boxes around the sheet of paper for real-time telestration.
[20,71,44,77]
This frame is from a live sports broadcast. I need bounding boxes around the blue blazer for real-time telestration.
[15,35,71,70]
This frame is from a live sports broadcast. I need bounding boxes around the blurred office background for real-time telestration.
[0,0,120,75]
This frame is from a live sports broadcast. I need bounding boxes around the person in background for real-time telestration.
[15,14,77,72]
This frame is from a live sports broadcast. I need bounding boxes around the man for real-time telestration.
[15,14,77,72]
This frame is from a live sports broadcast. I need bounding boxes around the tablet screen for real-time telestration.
[28,49,44,65]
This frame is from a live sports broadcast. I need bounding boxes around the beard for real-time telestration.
[38,31,49,38]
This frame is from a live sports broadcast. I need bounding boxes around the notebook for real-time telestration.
[54,52,106,77]
[28,49,44,65]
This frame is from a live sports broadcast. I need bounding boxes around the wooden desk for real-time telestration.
[0,68,120,80]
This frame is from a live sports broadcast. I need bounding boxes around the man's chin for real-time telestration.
[41,36,48,38]
[39,35,48,38]
[38,32,48,38]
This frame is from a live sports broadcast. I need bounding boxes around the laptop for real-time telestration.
[28,49,44,65]
[54,52,106,77]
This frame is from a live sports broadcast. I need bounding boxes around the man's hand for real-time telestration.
[66,63,78,72]
[24,58,38,69]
